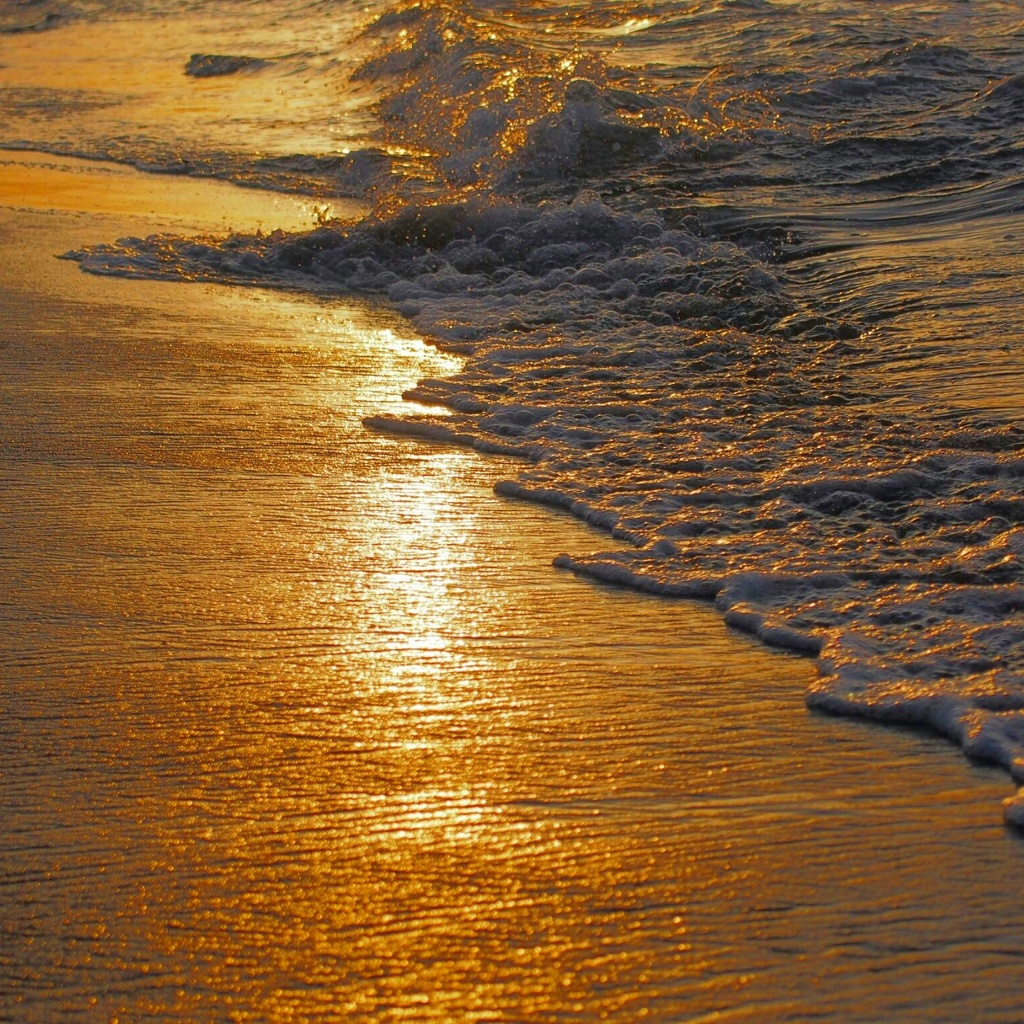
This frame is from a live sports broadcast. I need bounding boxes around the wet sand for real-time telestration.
[2,155,1023,1022]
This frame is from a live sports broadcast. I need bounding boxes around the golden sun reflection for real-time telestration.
[594,17,658,37]
[4,1,1024,1019]
[5,231,1022,1018]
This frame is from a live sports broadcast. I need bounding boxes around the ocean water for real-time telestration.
[3,0,1024,1017]
[4,189,1024,1024]
[6,0,1022,821]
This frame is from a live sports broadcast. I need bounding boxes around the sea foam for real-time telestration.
[64,0,1024,825]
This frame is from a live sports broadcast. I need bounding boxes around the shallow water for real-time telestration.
[2,194,1024,1022]
[4,0,1024,1017]
[0,150,342,230]
[11,2,1024,810]
[0,0,378,191]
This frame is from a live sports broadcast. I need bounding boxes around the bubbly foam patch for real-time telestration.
[62,0,1024,827]
[67,186,1024,823]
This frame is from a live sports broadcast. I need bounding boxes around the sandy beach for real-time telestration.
[2,153,1024,1021]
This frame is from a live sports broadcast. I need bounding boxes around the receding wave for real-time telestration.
[64,0,1024,825]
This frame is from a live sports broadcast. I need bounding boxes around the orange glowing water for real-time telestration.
[2,156,1023,1023]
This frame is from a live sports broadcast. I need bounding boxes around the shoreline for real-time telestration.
[3,156,1024,1022]
[8,147,1024,830]
[0,148,363,234]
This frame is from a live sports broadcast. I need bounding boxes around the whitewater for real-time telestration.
[6,0,1024,824]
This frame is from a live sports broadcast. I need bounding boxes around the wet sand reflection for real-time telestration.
[1,172,1023,1022]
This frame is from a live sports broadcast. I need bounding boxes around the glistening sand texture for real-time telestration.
[2,162,1024,1022]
